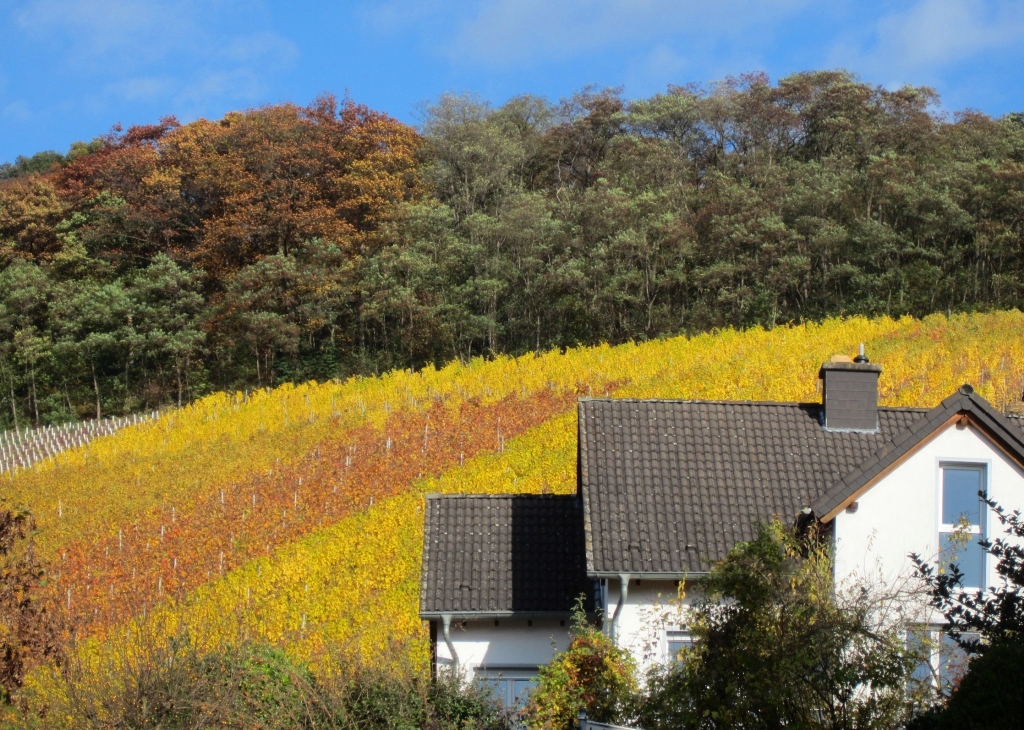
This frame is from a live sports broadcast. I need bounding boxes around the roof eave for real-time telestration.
[419,610,578,620]
[814,386,1024,521]
[587,570,708,580]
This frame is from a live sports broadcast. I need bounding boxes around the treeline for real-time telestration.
[1,71,1023,426]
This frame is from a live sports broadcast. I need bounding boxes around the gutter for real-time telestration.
[588,571,708,580]
[420,610,574,621]
[441,614,459,675]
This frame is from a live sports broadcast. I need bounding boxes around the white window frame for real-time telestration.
[665,629,694,665]
[936,460,989,590]
[907,625,979,695]
[475,666,539,709]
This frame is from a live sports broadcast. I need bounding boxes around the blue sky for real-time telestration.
[1,0,1023,164]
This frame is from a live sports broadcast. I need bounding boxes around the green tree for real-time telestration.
[128,254,206,407]
[910,499,1024,729]
[52,279,134,419]
[0,261,53,427]
[637,522,920,730]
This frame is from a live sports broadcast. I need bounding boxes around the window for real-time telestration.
[907,627,979,695]
[666,630,694,665]
[476,668,538,709]
[939,464,986,589]
[938,633,976,694]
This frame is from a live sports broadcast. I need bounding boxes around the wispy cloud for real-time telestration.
[13,0,298,102]
[2,100,32,121]
[831,0,1024,84]
[413,0,812,68]
[356,0,812,70]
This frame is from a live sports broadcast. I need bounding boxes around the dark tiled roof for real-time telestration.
[813,386,1024,519]
[578,399,929,575]
[420,494,589,616]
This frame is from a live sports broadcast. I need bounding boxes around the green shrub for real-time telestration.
[525,599,637,730]
[33,630,321,730]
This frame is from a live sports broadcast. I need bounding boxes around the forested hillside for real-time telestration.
[1,71,1023,427]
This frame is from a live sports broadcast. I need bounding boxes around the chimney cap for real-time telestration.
[819,360,882,378]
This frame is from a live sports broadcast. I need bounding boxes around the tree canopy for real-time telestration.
[1,72,1023,426]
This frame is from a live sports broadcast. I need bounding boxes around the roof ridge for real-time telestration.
[579,397,929,411]
[423,493,578,500]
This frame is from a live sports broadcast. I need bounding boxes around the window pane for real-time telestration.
[942,467,983,525]
[477,677,505,705]
[511,678,536,708]
[667,631,693,664]
[939,634,975,694]
[906,629,935,684]
[940,532,986,589]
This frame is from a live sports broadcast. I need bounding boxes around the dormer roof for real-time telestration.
[419,494,590,618]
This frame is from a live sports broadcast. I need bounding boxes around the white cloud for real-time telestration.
[2,100,32,121]
[15,0,193,62]
[105,75,175,101]
[223,31,299,66]
[360,0,454,33]
[831,0,1024,83]
[175,67,266,107]
[445,0,811,68]
[14,0,299,100]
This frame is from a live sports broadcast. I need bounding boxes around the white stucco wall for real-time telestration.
[833,421,1024,607]
[435,617,572,681]
[601,578,697,675]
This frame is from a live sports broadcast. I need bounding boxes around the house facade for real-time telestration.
[419,354,1024,703]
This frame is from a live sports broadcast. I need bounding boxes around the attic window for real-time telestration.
[939,463,986,589]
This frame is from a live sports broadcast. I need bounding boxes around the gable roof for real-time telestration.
[578,398,928,576]
[812,385,1024,519]
[419,494,589,617]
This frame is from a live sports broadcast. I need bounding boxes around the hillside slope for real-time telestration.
[7,312,1024,676]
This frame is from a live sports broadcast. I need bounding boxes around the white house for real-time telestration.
[419,353,1024,705]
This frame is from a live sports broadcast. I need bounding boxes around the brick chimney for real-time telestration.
[819,345,881,433]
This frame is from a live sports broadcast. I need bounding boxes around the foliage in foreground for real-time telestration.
[13,631,512,730]
[911,498,1024,729]
[524,599,637,730]
[0,502,62,704]
[635,522,924,730]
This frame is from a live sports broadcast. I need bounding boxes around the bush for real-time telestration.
[19,628,513,730]
[635,522,920,730]
[907,638,1024,730]
[32,630,320,730]
[524,599,637,730]
[322,667,512,730]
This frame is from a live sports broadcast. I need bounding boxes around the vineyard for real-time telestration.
[0,412,158,474]
[7,312,1024,691]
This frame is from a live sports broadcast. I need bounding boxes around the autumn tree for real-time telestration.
[0,502,63,703]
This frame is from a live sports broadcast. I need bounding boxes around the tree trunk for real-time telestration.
[29,365,38,427]
[176,361,184,408]
[7,368,19,433]
[91,360,101,420]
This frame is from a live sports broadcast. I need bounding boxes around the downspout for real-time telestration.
[441,614,459,676]
[610,574,631,643]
